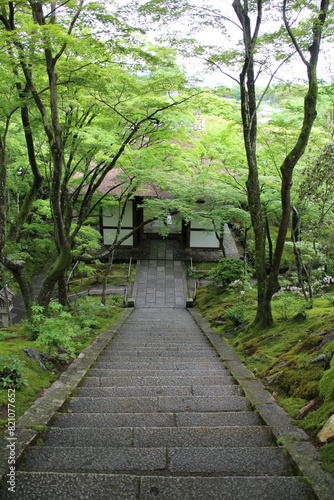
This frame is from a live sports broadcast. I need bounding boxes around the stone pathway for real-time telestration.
[132,241,188,308]
[0,246,318,499]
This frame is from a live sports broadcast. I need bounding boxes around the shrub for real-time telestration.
[319,367,334,402]
[208,258,249,287]
[224,303,246,325]
[320,443,334,474]
[0,356,27,390]
[26,303,90,359]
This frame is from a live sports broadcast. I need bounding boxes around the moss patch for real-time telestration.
[320,443,334,474]
[0,295,123,429]
[194,281,334,474]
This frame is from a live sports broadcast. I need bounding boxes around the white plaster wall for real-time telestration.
[103,228,133,246]
[189,230,220,248]
[102,203,133,227]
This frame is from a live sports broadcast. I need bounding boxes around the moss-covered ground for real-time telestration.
[195,282,334,474]
[0,294,124,432]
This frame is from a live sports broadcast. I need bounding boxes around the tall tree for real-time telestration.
[0,1,199,316]
[138,0,331,328]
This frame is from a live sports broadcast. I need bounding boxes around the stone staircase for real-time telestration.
[4,308,316,499]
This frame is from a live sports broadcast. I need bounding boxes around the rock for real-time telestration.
[264,370,284,386]
[127,298,135,308]
[318,329,333,336]
[57,345,71,356]
[272,360,289,369]
[296,397,323,420]
[317,414,334,443]
[305,352,333,369]
[41,352,59,363]
[211,319,225,326]
[24,347,48,371]
[293,312,307,322]
[317,332,334,350]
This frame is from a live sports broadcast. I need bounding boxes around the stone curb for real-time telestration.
[0,308,133,485]
[188,308,334,500]
[131,260,141,303]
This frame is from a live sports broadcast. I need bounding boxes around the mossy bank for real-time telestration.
[195,284,334,474]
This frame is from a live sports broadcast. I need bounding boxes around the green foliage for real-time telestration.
[208,258,248,287]
[74,262,97,278]
[71,226,102,257]
[0,294,124,428]
[34,306,90,358]
[0,356,27,390]
[24,303,90,358]
[194,279,334,470]
[319,368,334,402]
[272,287,308,320]
[320,443,334,474]
[276,366,322,400]
[224,303,246,325]
[74,295,123,324]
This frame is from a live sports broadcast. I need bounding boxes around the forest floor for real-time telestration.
[194,282,334,475]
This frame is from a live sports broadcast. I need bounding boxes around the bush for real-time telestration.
[319,367,334,402]
[26,303,90,359]
[224,303,246,325]
[208,258,248,287]
[0,356,27,390]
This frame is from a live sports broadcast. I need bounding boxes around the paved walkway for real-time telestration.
[0,244,321,499]
[132,241,188,308]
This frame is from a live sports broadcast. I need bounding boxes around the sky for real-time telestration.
[181,0,333,87]
[113,0,333,87]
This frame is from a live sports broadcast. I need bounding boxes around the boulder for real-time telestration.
[317,414,334,443]
[24,347,47,371]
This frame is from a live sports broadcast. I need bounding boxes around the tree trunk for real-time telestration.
[233,0,273,327]
[58,272,71,308]
[233,0,328,329]
[37,244,72,310]
[101,250,115,306]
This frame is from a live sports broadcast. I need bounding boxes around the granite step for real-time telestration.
[7,473,316,500]
[68,395,248,413]
[76,385,240,397]
[101,350,219,358]
[88,368,231,377]
[84,375,236,387]
[53,411,259,429]
[0,255,320,500]
[43,426,271,448]
[25,446,290,475]
[97,356,222,363]
[92,361,225,370]
[89,367,227,376]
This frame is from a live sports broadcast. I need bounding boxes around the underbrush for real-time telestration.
[0,295,124,429]
[68,262,135,292]
[195,282,334,474]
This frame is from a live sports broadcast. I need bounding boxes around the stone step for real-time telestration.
[43,426,271,448]
[53,411,259,429]
[109,341,210,346]
[83,375,235,387]
[25,446,290,476]
[89,368,230,378]
[97,356,221,364]
[103,348,218,355]
[68,395,247,413]
[92,361,225,371]
[9,473,315,500]
[90,367,226,376]
[138,476,316,500]
[77,385,240,398]
[96,353,222,360]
